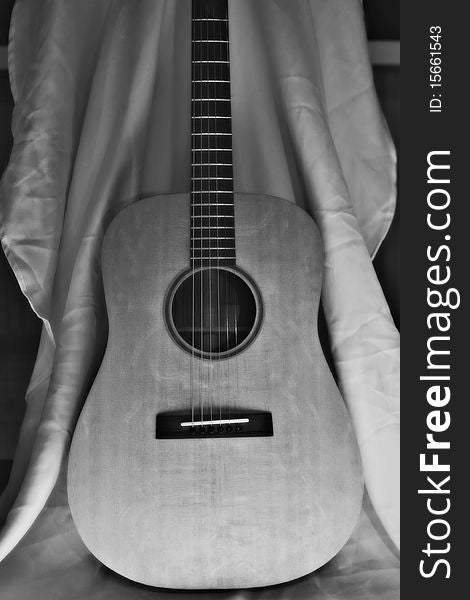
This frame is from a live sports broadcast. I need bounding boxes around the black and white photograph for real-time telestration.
[0,0,408,598]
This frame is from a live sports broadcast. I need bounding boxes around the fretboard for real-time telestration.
[191,0,234,267]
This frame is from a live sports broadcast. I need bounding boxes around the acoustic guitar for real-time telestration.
[67,0,363,589]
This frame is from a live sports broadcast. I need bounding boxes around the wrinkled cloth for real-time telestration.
[0,0,399,597]
[0,465,399,600]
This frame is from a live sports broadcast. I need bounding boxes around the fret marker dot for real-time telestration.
[445,235,451,241]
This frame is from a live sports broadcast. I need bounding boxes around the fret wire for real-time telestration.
[190,259,236,263]
[191,255,236,258]
[191,258,236,260]
[190,260,236,263]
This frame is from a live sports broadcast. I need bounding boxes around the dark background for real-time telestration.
[0,1,399,490]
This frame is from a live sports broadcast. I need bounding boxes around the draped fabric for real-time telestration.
[0,0,399,598]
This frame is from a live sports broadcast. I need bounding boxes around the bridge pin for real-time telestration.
[217,425,224,433]
[226,426,233,433]
[208,425,215,433]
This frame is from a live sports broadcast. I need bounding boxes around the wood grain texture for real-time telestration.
[67,193,363,589]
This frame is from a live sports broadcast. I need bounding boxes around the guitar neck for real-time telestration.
[191,0,235,268]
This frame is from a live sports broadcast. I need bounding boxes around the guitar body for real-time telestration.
[67,193,362,589]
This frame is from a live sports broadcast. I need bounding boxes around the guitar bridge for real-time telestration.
[156,411,273,439]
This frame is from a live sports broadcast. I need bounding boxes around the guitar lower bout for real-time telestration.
[67,192,363,589]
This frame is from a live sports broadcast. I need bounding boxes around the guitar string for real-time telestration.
[222,0,230,426]
[207,4,214,427]
[199,1,204,428]
[216,0,222,426]
[213,0,222,427]
[225,0,232,425]
[191,5,195,429]
[202,3,209,424]
[200,1,208,430]
[226,0,240,426]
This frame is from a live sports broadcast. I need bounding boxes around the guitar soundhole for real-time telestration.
[167,267,262,359]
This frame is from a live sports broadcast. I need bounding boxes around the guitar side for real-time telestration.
[67,193,363,589]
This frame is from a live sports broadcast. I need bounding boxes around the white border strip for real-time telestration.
[0,41,400,72]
